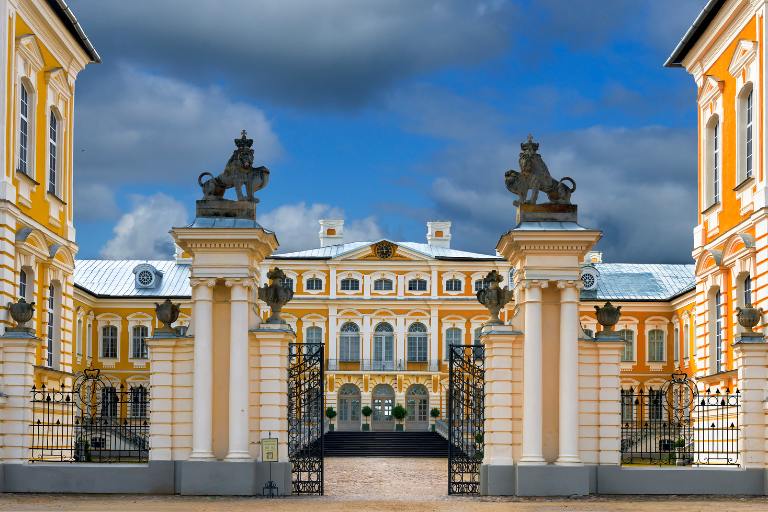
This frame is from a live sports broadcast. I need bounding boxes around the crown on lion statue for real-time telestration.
[267,267,286,282]
[520,134,539,153]
[235,129,254,150]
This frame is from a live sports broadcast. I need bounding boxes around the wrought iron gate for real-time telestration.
[448,344,485,495]
[620,371,740,466]
[288,342,324,495]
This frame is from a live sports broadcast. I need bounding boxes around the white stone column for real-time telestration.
[429,305,439,370]
[226,279,252,460]
[557,282,581,465]
[328,306,338,370]
[395,316,406,370]
[520,281,545,464]
[189,279,215,460]
[362,315,372,365]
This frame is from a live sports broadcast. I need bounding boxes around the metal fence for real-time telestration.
[620,372,739,466]
[30,369,149,463]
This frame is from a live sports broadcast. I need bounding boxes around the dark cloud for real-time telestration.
[69,0,514,108]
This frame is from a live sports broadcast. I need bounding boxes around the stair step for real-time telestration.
[322,431,449,457]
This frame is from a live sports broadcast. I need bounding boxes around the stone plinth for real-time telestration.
[516,203,577,224]
[0,333,41,463]
[733,337,768,469]
[195,199,257,220]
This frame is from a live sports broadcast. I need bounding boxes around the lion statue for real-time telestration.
[198,130,270,202]
[504,135,575,206]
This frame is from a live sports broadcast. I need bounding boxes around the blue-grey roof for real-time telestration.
[272,240,502,260]
[581,263,695,302]
[75,260,191,297]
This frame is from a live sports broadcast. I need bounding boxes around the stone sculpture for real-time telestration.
[595,301,621,335]
[155,298,181,333]
[476,270,514,325]
[6,298,35,334]
[504,135,576,207]
[258,268,294,324]
[196,130,270,219]
[736,305,763,332]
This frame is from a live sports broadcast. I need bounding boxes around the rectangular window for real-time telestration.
[101,387,118,417]
[648,329,665,363]
[445,279,462,292]
[713,121,720,204]
[130,386,148,418]
[374,278,393,291]
[619,329,634,362]
[746,90,753,179]
[444,327,462,360]
[76,319,82,357]
[744,275,752,306]
[48,112,57,194]
[649,389,663,421]
[683,323,690,361]
[132,325,148,359]
[340,278,359,291]
[715,291,723,373]
[408,279,427,291]
[19,84,29,174]
[86,323,92,358]
[102,326,118,359]
[19,269,27,300]
[621,389,634,423]
[673,327,679,364]
[46,284,54,367]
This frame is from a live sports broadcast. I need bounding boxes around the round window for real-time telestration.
[137,270,155,287]
[581,271,597,290]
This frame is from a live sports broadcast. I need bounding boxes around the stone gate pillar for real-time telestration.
[0,332,40,464]
[733,334,768,470]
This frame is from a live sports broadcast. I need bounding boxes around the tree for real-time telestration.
[325,406,337,431]
[392,404,407,431]
[361,405,372,431]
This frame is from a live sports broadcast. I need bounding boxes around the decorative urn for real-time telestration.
[258,268,294,324]
[155,298,181,333]
[476,270,514,325]
[6,298,35,334]
[736,305,763,332]
[594,301,621,334]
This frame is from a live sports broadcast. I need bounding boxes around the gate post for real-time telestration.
[480,325,522,495]
[0,333,40,464]
[733,335,768,471]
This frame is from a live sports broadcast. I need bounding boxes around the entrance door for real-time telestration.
[338,383,361,431]
[405,384,429,431]
[371,384,395,431]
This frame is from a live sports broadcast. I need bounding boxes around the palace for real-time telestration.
[1,0,768,498]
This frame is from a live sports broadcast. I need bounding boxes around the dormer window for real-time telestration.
[133,263,162,289]
[445,278,462,292]
[340,278,360,291]
[408,278,427,292]
[374,278,393,291]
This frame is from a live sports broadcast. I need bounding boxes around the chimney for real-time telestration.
[319,219,344,247]
[584,251,603,264]
[426,221,451,248]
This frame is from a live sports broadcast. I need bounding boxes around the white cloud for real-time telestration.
[75,65,281,188]
[100,193,188,259]
[260,202,384,252]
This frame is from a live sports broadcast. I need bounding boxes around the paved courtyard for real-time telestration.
[1,457,767,511]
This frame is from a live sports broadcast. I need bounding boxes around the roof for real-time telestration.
[75,260,190,298]
[580,263,695,302]
[271,240,503,261]
[46,0,101,63]
[664,0,725,68]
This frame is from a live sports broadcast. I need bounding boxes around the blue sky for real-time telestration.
[68,0,705,263]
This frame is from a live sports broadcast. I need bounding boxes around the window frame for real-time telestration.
[131,324,149,360]
[18,81,33,176]
[444,326,462,360]
[618,328,635,362]
[305,277,323,291]
[445,278,462,292]
[406,322,428,362]
[374,278,394,291]
[48,108,59,195]
[339,322,360,362]
[647,328,666,363]
[407,278,428,292]
[340,277,360,291]
[101,324,119,359]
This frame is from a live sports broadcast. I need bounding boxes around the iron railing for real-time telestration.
[30,369,149,463]
[620,372,740,466]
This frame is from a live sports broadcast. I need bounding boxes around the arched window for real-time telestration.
[339,322,359,362]
[445,278,462,292]
[374,278,393,291]
[373,322,394,370]
[744,88,753,179]
[132,325,148,359]
[280,277,294,291]
[46,283,55,367]
[102,325,118,359]
[19,269,27,299]
[18,82,31,175]
[340,278,359,291]
[444,327,462,360]
[474,279,488,292]
[707,117,720,206]
[407,322,428,362]
[48,109,58,195]
[618,329,634,362]
[647,329,665,363]
[306,277,323,291]
[408,278,427,292]
[714,291,723,372]
[306,325,323,344]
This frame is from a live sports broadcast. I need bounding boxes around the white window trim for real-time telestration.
[17,79,35,179]
[701,84,724,214]
[337,271,363,295]
[301,271,325,295]
[278,269,298,292]
[46,107,62,198]
[404,271,430,296]
[672,318,680,366]
[370,271,397,296]
[97,315,122,368]
[442,319,464,361]
[15,34,43,184]
[127,313,152,367]
[441,271,465,296]
[645,318,669,368]
[406,321,429,362]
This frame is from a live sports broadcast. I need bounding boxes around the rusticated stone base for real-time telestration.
[516,202,577,224]
[195,199,256,220]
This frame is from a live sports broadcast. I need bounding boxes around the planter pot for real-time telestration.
[362,424,370,431]
[431,424,436,432]
[395,424,404,431]
[328,424,335,432]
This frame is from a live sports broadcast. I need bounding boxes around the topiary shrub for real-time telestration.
[392,404,407,431]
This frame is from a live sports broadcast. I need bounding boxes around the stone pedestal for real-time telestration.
[733,336,768,469]
[0,334,41,463]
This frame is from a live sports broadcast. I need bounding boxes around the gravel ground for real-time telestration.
[1,457,767,511]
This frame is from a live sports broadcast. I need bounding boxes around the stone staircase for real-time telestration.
[323,431,449,457]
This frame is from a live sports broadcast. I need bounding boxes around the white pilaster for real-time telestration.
[520,281,545,464]
[395,316,406,369]
[430,305,439,369]
[328,306,338,369]
[225,279,252,460]
[189,279,215,460]
[556,282,581,465]
[330,267,337,299]
[362,314,372,363]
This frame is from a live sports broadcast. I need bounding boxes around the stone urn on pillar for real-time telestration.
[736,305,763,333]
[594,301,621,339]
[155,298,181,335]
[6,298,35,335]
[476,270,514,326]
[258,268,294,324]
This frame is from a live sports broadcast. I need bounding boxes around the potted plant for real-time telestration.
[392,404,407,431]
[325,406,337,432]
[430,407,440,432]
[674,437,687,466]
[361,405,372,431]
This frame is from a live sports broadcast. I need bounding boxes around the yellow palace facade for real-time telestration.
[0,0,764,437]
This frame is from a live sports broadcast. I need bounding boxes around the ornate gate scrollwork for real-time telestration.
[288,342,324,495]
[448,344,485,495]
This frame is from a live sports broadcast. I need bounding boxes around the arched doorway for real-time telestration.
[371,383,395,431]
[405,384,429,431]
[337,383,361,431]
[373,322,394,371]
